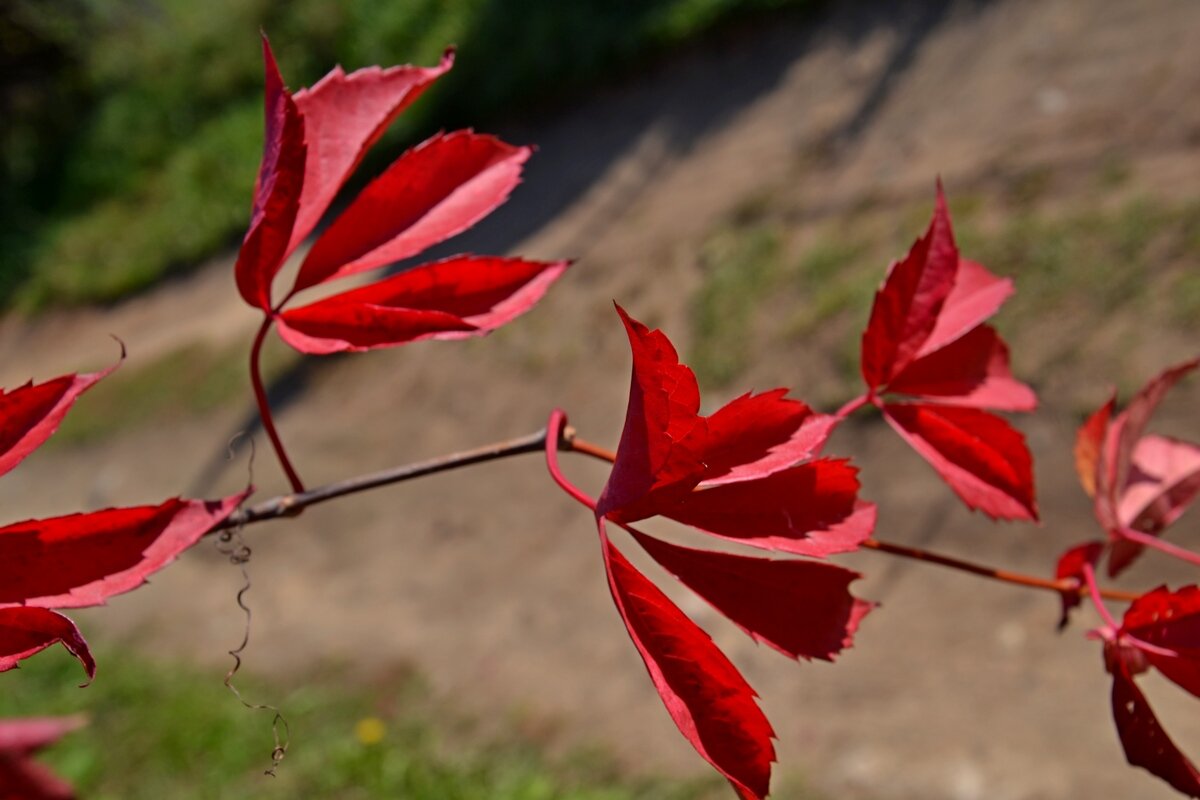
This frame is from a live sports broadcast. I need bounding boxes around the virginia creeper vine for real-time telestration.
[2,34,1198,800]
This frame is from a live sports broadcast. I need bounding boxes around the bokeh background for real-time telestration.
[1,1,1199,798]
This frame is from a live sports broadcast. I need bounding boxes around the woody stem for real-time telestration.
[214,423,1140,605]
[563,435,1139,603]
[862,538,1137,603]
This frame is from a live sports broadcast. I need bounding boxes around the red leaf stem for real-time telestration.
[250,316,305,493]
[1117,526,1200,571]
[544,410,598,511]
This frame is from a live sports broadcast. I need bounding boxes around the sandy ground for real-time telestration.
[3,1,1200,797]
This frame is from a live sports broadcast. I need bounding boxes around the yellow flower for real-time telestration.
[354,717,386,746]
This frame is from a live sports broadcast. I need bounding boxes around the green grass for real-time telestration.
[688,189,1200,390]
[51,341,295,445]
[960,196,1200,322]
[783,237,872,337]
[4,0,818,310]
[691,222,783,387]
[0,648,722,800]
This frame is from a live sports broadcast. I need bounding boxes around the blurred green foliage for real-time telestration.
[0,648,722,799]
[2,0,811,310]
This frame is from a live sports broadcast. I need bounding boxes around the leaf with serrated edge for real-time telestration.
[0,493,247,609]
[235,36,306,311]
[0,607,94,683]
[883,403,1037,520]
[915,258,1013,358]
[652,460,876,557]
[288,51,454,254]
[1122,586,1200,700]
[1110,358,1200,507]
[695,392,834,487]
[1101,358,1199,576]
[277,256,569,354]
[861,182,958,389]
[599,524,774,800]
[0,351,121,480]
[295,131,530,290]
[600,306,839,520]
[1109,658,1200,797]
[631,529,873,660]
[597,305,707,518]
[1120,436,1200,533]
[885,326,1035,411]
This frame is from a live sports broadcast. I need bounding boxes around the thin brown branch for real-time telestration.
[860,538,1139,603]
[564,434,1139,602]
[215,428,1140,603]
[562,430,616,463]
[216,428,551,531]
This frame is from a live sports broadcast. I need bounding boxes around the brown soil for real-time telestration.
[3,1,1200,797]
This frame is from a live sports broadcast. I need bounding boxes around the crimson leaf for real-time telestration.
[860,182,958,389]
[1109,659,1200,798]
[0,493,246,609]
[0,608,93,683]
[234,36,307,312]
[883,402,1037,520]
[0,354,120,480]
[288,51,454,255]
[294,131,531,291]
[631,530,873,660]
[0,715,86,800]
[600,527,774,800]
[276,256,569,354]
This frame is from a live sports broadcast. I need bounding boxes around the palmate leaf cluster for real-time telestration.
[0,0,813,308]
[1,31,1199,800]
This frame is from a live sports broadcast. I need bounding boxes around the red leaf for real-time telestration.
[631,530,873,660]
[1122,586,1200,700]
[288,51,454,254]
[600,527,774,800]
[0,493,246,609]
[1120,435,1200,534]
[697,392,835,486]
[0,715,86,800]
[597,305,707,518]
[1110,358,1200,508]
[0,353,121,480]
[860,182,958,389]
[276,256,569,354]
[883,403,1037,520]
[235,37,307,311]
[1094,358,1199,576]
[885,326,1036,411]
[0,608,93,683]
[295,131,531,291]
[0,716,86,753]
[1076,394,1115,501]
[598,306,839,520]
[1109,659,1200,798]
[914,258,1013,358]
[1053,541,1104,630]
[857,188,1036,517]
[653,460,876,558]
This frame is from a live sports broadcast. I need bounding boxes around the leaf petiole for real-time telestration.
[249,316,306,494]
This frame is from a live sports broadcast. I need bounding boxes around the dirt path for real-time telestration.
[3,2,1200,798]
